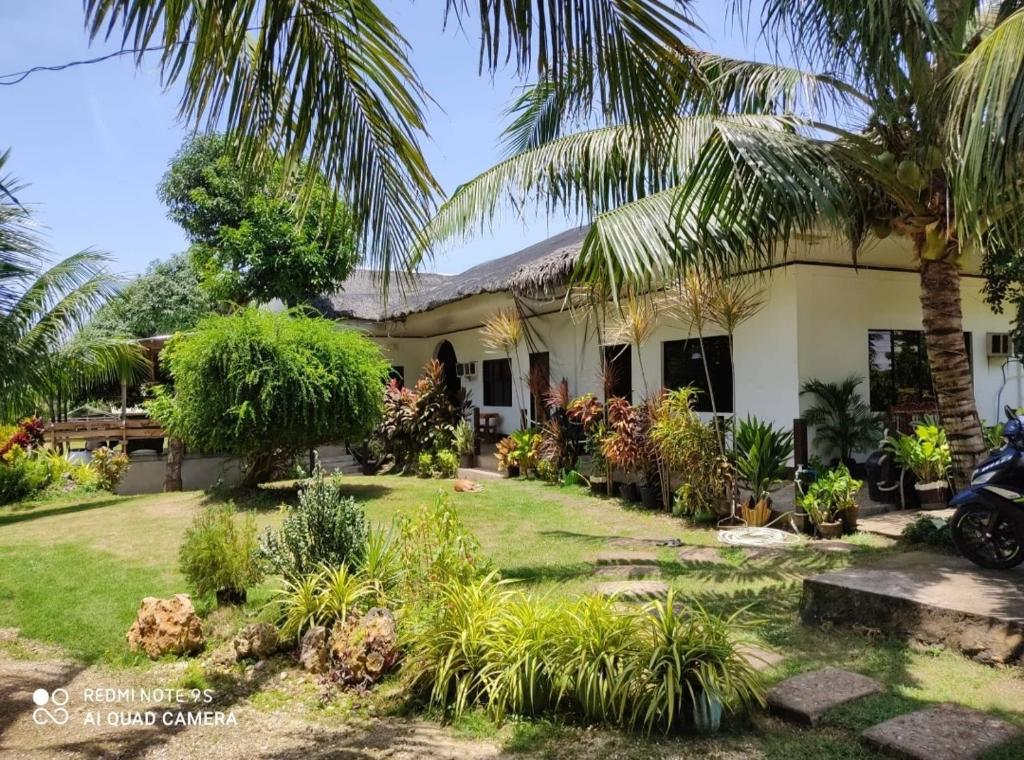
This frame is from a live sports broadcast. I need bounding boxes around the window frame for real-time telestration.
[482,357,513,407]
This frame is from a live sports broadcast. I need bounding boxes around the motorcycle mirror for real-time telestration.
[1006,404,1019,422]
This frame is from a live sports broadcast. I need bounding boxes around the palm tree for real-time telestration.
[0,155,144,421]
[421,1,1024,485]
[800,376,880,466]
[36,1,698,295]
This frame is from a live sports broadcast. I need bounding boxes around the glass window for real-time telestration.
[662,336,733,413]
[867,329,972,412]
[483,358,513,407]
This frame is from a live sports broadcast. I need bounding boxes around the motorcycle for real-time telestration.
[950,405,1024,569]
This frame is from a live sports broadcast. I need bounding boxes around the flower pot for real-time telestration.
[618,482,638,502]
[789,511,808,534]
[841,504,860,534]
[589,478,607,496]
[216,587,246,606]
[506,465,520,478]
[914,481,950,509]
[817,520,843,539]
[526,469,536,481]
[639,484,661,510]
[741,496,772,527]
[460,452,476,469]
[693,691,723,734]
[361,460,381,476]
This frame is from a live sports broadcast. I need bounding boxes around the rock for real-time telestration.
[233,623,279,661]
[126,594,204,659]
[206,643,237,671]
[862,704,1021,760]
[766,667,883,726]
[298,625,328,673]
[328,608,399,686]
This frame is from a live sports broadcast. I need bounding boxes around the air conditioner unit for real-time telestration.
[987,332,1017,358]
[456,361,477,378]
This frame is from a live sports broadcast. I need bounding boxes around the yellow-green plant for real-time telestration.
[359,525,404,606]
[89,446,130,491]
[318,564,371,623]
[272,572,324,642]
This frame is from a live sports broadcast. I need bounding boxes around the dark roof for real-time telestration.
[315,226,588,321]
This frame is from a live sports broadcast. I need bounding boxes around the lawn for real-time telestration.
[2,475,1023,758]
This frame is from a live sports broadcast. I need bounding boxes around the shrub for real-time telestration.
[376,360,463,471]
[269,564,374,641]
[417,452,434,478]
[395,494,489,591]
[402,575,764,733]
[0,446,52,505]
[883,420,951,483]
[359,525,403,606]
[152,308,389,485]
[901,515,953,549]
[178,505,263,604]
[650,388,727,516]
[260,466,368,578]
[89,447,130,491]
[433,450,458,478]
[797,464,862,525]
[0,417,45,459]
[732,417,794,499]
[602,398,659,486]
[800,376,879,463]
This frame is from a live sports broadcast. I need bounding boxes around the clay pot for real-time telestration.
[841,504,860,534]
[817,520,843,539]
[915,481,950,509]
[638,484,661,510]
[618,482,638,502]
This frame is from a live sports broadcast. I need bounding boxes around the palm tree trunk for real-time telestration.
[918,249,986,487]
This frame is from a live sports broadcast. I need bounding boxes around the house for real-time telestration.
[316,226,1022,456]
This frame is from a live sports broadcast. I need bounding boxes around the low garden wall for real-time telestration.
[114,452,243,494]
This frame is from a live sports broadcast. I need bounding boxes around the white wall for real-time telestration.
[793,264,1019,453]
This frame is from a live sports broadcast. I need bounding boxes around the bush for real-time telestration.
[0,446,52,505]
[260,466,368,578]
[433,450,458,478]
[395,494,489,592]
[178,505,264,604]
[152,308,389,485]
[89,447,130,491]
[377,360,463,471]
[416,452,434,478]
[901,515,953,549]
[402,575,764,733]
[271,565,373,641]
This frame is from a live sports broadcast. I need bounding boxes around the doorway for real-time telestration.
[435,340,461,408]
[603,344,632,402]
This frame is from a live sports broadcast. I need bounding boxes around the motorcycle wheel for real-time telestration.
[950,502,1024,569]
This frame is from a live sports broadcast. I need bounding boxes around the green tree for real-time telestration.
[90,253,216,338]
[158,135,359,307]
[0,153,144,421]
[151,308,389,485]
[423,0,1024,484]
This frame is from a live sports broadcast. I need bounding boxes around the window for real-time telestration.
[483,358,513,407]
[603,344,632,402]
[662,336,733,413]
[867,329,972,412]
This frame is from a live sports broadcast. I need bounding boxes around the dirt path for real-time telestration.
[0,653,504,760]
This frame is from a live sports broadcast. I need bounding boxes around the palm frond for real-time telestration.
[447,0,699,131]
[948,8,1024,252]
[420,114,789,261]
[752,0,943,98]
[83,0,440,293]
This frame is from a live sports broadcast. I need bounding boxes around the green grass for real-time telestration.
[2,475,1024,758]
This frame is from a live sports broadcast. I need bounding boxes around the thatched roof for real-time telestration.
[316,226,588,322]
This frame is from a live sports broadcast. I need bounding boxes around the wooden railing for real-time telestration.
[46,416,165,449]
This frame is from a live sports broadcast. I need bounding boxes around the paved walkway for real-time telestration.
[858,508,954,539]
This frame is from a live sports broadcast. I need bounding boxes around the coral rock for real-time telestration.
[328,607,399,687]
[298,625,328,673]
[126,594,204,659]
[233,622,280,661]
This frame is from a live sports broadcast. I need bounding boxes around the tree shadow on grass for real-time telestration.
[0,497,124,527]
[203,481,394,513]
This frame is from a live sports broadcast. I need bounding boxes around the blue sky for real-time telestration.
[0,1,765,277]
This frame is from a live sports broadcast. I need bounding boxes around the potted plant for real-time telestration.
[453,419,476,469]
[733,417,794,527]
[601,397,647,504]
[798,464,863,538]
[496,436,519,477]
[884,420,951,509]
[800,376,880,475]
[511,428,542,478]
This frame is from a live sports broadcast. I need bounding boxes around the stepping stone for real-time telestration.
[593,565,663,579]
[595,551,659,567]
[738,644,785,671]
[742,547,785,561]
[766,667,883,726]
[678,546,727,564]
[862,704,1020,760]
[595,580,669,602]
[808,541,855,554]
[607,537,681,549]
